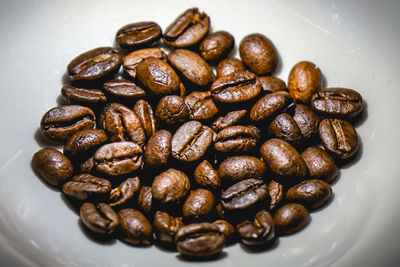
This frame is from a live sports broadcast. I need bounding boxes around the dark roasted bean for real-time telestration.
[258,76,287,93]
[199,31,234,61]
[250,91,293,122]
[133,99,156,138]
[268,180,284,210]
[293,104,320,141]
[80,202,119,235]
[268,113,303,147]
[109,177,140,207]
[151,169,190,204]
[301,147,339,183]
[123,48,167,79]
[182,189,215,220]
[153,211,184,245]
[118,208,152,245]
[236,210,275,246]
[156,95,189,126]
[62,174,111,201]
[214,125,261,153]
[211,110,247,132]
[116,21,162,49]
[274,203,310,235]
[184,91,218,120]
[218,156,266,184]
[194,160,220,189]
[63,129,108,159]
[103,79,145,100]
[286,179,332,210]
[61,85,106,105]
[144,130,172,167]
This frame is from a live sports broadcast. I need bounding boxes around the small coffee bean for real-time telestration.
[137,186,153,214]
[199,31,234,61]
[163,8,210,48]
[94,142,143,176]
[211,109,247,132]
[274,203,310,235]
[63,129,108,160]
[268,180,284,210]
[144,130,172,167]
[218,156,266,184]
[123,48,167,79]
[319,118,359,159]
[153,211,184,245]
[212,220,236,244]
[62,174,111,201]
[116,21,162,49]
[118,208,152,245]
[286,179,332,210]
[214,125,261,153]
[236,210,275,246]
[216,57,245,78]
[184,91,218,120]
[61,85,106,105]
[311,87,363,118]
[109,177,140,207]
[156,95,189,126]
[80,202,119,235]
[133,99,156,138]
[268,113,303,147]
[151,168,190,204]
[301,147,339,183]
[288,61,322,103]
[175,222,225,258]
[103,79,145,100]
[67,47,122,82]
[239,33,278,75]
[79,156,95,173]
[193,160,220,188]
[258,76,287,93]
[40,105,96,143]
[182,189,215,220]
[250,91,293,122]
[293,104,320,141]
[32,147,73,187]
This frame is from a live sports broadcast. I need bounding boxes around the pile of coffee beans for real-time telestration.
[32,7,364,259]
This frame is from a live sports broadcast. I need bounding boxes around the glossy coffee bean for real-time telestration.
[199,31,234,61]
[211,110,247,132]
[182,189,215,220]
[133,99,156,138]
[171,121,213,162]
[212,220,235,244]
[286,179,332,210]
[103,79,145,100]
[61,85,106,105]
[168,49,214,87]
[156,95,189,126]
[151,168,190,204]
[79,156,95,173]
[40,105,96,143]
[274,203,310,235]
[258,76,287,93]
[137,186,153,214]
[184,91,218,120]
[268,180,284,210]
[63,129,108,159]
[153,211,184,245]
[239,33,278,75]
[249,91,293,122]
[32,147,73,187]
[236,210,275,246]
[118,208,152,245]
[116,21,162,49]
[109,177,140,207]
[214,125,261,153]
[80,202,119,235]
[123,48,167,79]
[193,160,220,189]
[211,71,262,103]
[311,87,363,118]
[175,222,225,258]
[62,174,111,201]
[293,104,320,141]
[301,147,339,183]
[268,113,303,147]
[288,61,322,103]
[67,47,122,82]
[319,118,359,159]
[144,130,172,167]
[163,8,210,48]
[216,57,245,78]
[94,142,143,176]
[218,156,266,184]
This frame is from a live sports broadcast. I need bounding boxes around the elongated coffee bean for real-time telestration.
[116,21,162,49]
[62,174,111,201]
[80,202,119,235]
[214,125,261,153]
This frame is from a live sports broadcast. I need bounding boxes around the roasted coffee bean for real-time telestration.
[136,58,180,95]
[144,130,171,167]
[153,211,184,245]
[63,129,108,159]
[79,156,95,173]
[311,87,363,118]
[216,57,245,78]
[236,210,275,247]
[41,105,96,143]
[116,21,162,49]
[199,31,234,61]
[138,186,153,214]
[319,118,359,159]
[193,160,220,188]
[175,222,225,258]
[171,121,213,162]
[239,33,278,75]
[211,109,247,132]
[274,203,310,235]
[214,125,261,153]
[118,208,152,245]
[103,79,145,100]
[163,8,210,48]
[250,91,293,122]
[293,104,320,141]
[98,103,145,146]
[268,180,284,210]
[123,48,167,79]
[62,174,111,201]
[220,179,268,214]
[268,113,303,147]
[152,168,190,204]
[184,91,218,120]
[211,71,262,103]
[109,177,140,207]
[80,202,119,235]
[182,189,215,220]
[301,147,339,183]
[61,85,106,105]
[133,100,156,138]
[168,49,214,87]
[218,156,266,184]
[260,139,307,182]
[67,47,122,82]
[212,220,235,244]
[258,76,287,93]
[288,61,322,104]
[32,147,73,187]
[94,142,143,176]
[156,95,189,126]
[286,179,332,210]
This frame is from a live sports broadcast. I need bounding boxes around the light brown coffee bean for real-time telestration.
[301,147,339,183]
[288,61,322,103]
[194,160,220,189]
[258,76,287,93]
[152,169,190,204]
[250,91,293,122]
[182,189,215,220]
[63,129,108,159]
[216,57,245,78]
[184,91,218,120]
[199,31,234,61]
[123,48,167,79]
[153,211,184,245]
[62,174,111,201]
[156,95,189,126]
[144,130,172,167]
[211,110,247,132]
[61,85,107,105]
[133,99,156,138]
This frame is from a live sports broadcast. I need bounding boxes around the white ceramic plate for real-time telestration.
[1,0,399,266]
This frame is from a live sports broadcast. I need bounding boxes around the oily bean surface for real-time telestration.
[133,99,156,138]
[288,61,322,104]
[274,203,310,235]
[286,179,332,210]
[144,130,172,167]
[123,48,167,79]
[61,85,106,105]
[301,147,339,183]
[216,57,245,78]
[184,91,218,121]
[109,177,140,207]
[182,188,215,220]
[118,208,152,245]
[116,21,162,49]
[236,210,275,246]
[151,168,190,204]
[258,76,287,93]
[293,104,320,141]
[268,180,284,210]
[62,174,111,201]
[194,160,220,188]
[214,125,261,153]
[153,211,184,245]
[268,113,303,147]
[156,95,189,126]
[211,110,247,132]
[80,202,119,235]
[218,156,266,184]
[103,79,146,100]
[250,91,293,122]
[63,129,108,159]
[199,31,234,61]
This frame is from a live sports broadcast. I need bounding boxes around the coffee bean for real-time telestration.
[156,95,189,126]
[236,210,275,246]
[218,156,266,184]
[214,125,261,153]
[211,71,262,103]
[212,220,236,244]
[311,87,363,118]
[116,21,162,49]
[250,91,293,122]
[184,91,218,120]
[258,76,287,93]
[288,61,322,103]
[103,79,145,100]
[94,142,143,176]
[61,85,106,105]
[319,118,359,159]
[41,105,96,143]
[268,113,303,147]
[137,186,153,214]
[175,222,225,258]
[79,156,95,173]
[109,177,140,207]
[67,47,122,82]
[118,208,152,245]
[80,202,119,235]
[153,211,184,245]
[286,179,332,210]
[163,8,210,48]
[301,147,339,183]
[144,130,172,167]
[63,129,108,160]
[211,109,247,132]
[216,57,245,78]
[193,160,220,189]
[199,31,234,61]
[123,48,167,79]
[32,147,73,187]
[268,180,284,210]
[133,99,156,138]
[274,203,310,235]
[62,174,111,201]
[151,168,190,204]
[293,104,320,141]
[182,189,215,220]
[239,33,278,75]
